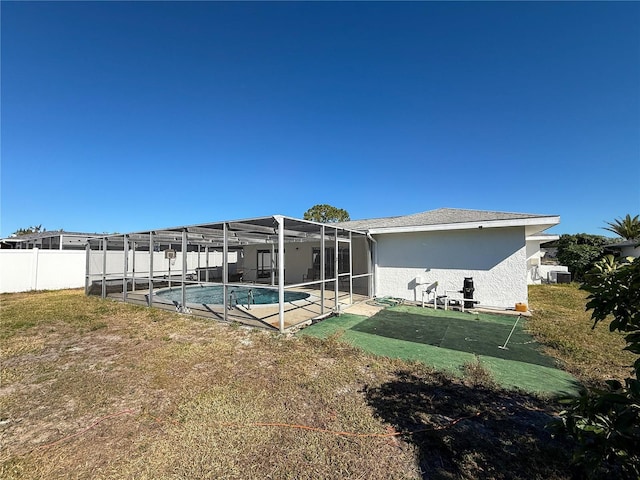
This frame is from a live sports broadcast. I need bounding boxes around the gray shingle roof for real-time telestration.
[337,208,557,231]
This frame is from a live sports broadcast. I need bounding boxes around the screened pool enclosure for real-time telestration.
[85,215,373,332]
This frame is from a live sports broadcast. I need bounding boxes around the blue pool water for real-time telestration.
[156,285,310,306]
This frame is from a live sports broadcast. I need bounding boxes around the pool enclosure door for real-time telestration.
[257,249,277,279]
[312,247,349,279]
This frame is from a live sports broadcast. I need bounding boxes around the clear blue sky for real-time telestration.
[2,1,638,238]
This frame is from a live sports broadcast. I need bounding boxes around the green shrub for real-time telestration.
[552,256,640,479]
[555,234,611,281]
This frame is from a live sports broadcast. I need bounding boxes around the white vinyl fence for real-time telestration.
[0,249,87,293]
[0,248,235,294]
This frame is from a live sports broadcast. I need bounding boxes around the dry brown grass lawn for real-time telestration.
[528,283,635,387]
[0,289,585,479]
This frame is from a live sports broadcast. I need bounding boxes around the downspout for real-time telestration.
[367,232,377,298]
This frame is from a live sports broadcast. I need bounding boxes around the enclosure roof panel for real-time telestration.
[91,214,367,247]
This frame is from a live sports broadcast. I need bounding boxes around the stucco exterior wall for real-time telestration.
[242,238,370,285]
[526,239,545,284]
[373,227,528,308]
[241,243,311,284]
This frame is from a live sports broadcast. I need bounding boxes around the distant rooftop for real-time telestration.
[1,230,103,249]
[605,239,640,248]
[2,230,101,242]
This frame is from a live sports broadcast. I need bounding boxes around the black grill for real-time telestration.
[463,277,475,309]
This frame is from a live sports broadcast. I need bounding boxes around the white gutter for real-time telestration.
[527,234,559,242]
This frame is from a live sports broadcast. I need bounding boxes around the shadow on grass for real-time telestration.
[365,370,580,480]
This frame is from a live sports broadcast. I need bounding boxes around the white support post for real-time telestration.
[205,246,210,283]
[101,238,107,299]
[123,235,129,302]
[349,231,353,305]
[181,230,187,312]
[85,242,90,295]
[167,243,172,289]
[334,228,339,313]
[320,225,325,314]
[131,241,136,292]
[276,216,285,333]
[223,223,228,322]
[148,232,154,307]
[365,235,372,298]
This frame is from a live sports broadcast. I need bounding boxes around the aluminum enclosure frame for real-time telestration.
[85,215,373,332]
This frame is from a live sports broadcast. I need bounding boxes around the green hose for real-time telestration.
[366,296,405,307]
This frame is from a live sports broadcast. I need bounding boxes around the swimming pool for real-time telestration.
[155,285,310,306]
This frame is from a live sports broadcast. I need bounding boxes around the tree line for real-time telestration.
[548,214,639,282]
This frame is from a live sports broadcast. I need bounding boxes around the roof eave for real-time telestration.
[367,216,561,235]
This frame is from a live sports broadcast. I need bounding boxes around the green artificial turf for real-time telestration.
[300,305,579,396]
[350,309,557,368]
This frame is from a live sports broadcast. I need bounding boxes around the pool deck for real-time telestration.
[108,286,369,331]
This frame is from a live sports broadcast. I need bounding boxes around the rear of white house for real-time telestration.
[339,208,560,309]
[2,209,560,313]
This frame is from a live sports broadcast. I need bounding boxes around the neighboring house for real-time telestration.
[0,231,99,250]
[605,239,640,259]
[525,233,569,285]
[339,208,560,308]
